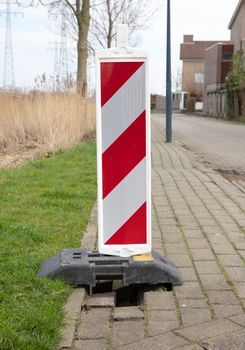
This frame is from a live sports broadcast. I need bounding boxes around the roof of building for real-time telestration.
[180,36,229,60]
[228,0,245,29]
[205,42,234,52]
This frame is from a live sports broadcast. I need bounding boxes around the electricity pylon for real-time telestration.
[0,0,22,89]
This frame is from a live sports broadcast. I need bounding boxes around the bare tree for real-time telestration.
[17,0,157,95]
[89,0,156,53]
[18,0,90,96]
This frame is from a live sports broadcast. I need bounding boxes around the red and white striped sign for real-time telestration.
[96,49,151,257]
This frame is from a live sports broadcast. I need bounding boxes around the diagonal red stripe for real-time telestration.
[105,202,147,244]
[100,62,144,106]
[102,111,146,199]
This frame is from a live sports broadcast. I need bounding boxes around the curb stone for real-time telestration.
[59,203,98,350]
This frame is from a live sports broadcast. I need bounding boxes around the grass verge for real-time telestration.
[0,141,97,350]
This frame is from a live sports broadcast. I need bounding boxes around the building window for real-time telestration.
[194,72,204,84]
[223,52,232,61]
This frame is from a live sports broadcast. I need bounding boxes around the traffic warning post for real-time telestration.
[38,25,182,289]
[96,35,151,257]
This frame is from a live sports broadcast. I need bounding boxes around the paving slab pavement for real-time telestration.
[59,116,245,350]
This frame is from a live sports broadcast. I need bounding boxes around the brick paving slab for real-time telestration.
[200,329,245,350]
[112,320,144,348]
[229,314,245,326]
[215,254,244,267]
[191,249,216,261]
[60,116,245,349]
[174,282,205,299]
[234,282,245,298]
[206,290,239,305]
[147,310,179,336]
[179,299,209,309]
[224,267,245,282]
[144,289,176,310]
[85,293,116,308]
[181,308,212,327]
[178,267,198,281]
[73,339,108,350]
[213,304,243,318]
[175,319,242,341]
[198,274,232,291]
[112,306,144,321]
[117,332,188,350]
[173,345,204,350]
[76,308,112,340]
[194,261,221,274]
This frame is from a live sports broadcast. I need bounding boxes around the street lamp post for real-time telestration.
[166,0,172,143]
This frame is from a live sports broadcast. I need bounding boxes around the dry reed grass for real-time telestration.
[0,92,96,154]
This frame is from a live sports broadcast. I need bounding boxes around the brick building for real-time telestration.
[229,0,245,51]
[204,43,233,116]
[204,0,245,118]
[180,35,223,101]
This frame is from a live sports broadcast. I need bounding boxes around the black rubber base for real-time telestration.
[38,249,182,288]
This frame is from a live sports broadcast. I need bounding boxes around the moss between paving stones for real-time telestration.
[0,141,97,350]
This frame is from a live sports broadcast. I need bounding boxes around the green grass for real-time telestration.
[0,141,97,350]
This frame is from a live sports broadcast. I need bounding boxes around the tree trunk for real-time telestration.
[106,0,113,48]
[77,0,90,97]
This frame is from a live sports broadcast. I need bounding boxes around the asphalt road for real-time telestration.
[153,113,245,174]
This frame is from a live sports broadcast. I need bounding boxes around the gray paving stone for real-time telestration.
[206,290,239,305]
[224,267,245,282]
[77,308,111,340]
[213,304,243,318]
[187,239,209,249]
[112,320,144,348]
[118,332,188,349]
[147,310,179,336]
[194,261,221,274]
[112,306,143,321]
[234,282,245,298]
[165,243,186,254]
[179,299,209,309]
[148,310,177,321]
[85,293,115,308]
[182,222,200,229]
[166,254,193,267]
[211,243,236,255]
[175,282,204,299]
[178,267,198,281]
[163,234,182,243]
[74,339,108,350]
[176,319,242,342]
[199,274,232,291]
[181,308,212,327]
[182,229,204,239]
[191,249,215,261]
[173,344,204,350]
[199,218,217,227]
[144,289,175,310]
[229,314,245,326]
[200,329,245,350]
[218,254,244,267]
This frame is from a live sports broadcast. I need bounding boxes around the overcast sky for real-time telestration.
[0,0,239,93]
